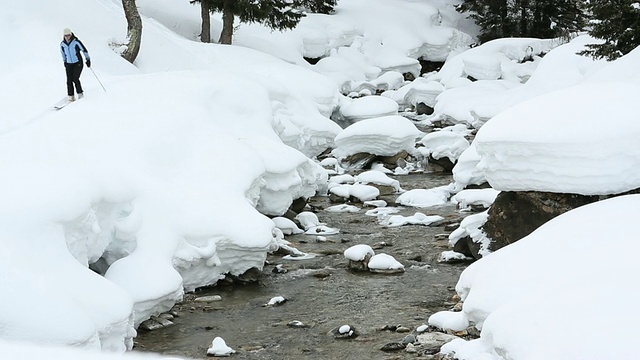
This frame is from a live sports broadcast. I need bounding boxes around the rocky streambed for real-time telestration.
[133,172,478,359]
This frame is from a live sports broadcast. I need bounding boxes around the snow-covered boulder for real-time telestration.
[332,115,423,168]
[462,54,502,80]
[404,78,445,108]
[450,189,499,210]
[367,253,405,274]
[354,170,403,193]
[272,217,304,235]
[339,95,399,122]
[207,337,235,357]
[418,131,470,170]
[396,185,453,208]
[343,244,375,271]
[329,184,380,202]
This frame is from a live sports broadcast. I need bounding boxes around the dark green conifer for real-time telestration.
[457,0,586,43]
[581,0,640,60]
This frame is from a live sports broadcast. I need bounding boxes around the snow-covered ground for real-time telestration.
[0,340,179,360]
[433,195,640,359]
[4,0,640,358]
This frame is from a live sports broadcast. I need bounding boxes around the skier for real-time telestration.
[60,28,91,102]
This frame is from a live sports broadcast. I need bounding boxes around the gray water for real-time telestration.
[134,172,472,359]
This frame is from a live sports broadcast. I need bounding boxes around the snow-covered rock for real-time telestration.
[451,189,500,209]
[329,184,381,202]
[332,115,423,159]
[343,244,375,261]
[207,337,235,357]
[272,217,304,235]
[396,186,452,208]
[339,95,399,122]
[418,131,470,163]
[404,78,445,108]
[295,212,325,230]
[367,254,405,273]
[380,213,444,227]
[354,170,403,193]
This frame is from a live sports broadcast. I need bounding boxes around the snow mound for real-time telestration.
[339,95,399,122]
[343,244,375,261]
[368,253,404,272]
[439,195,640,359]
[332,115,423,159]
[476,82,640,195]
[396,186,452,208]
[418,131,470,163]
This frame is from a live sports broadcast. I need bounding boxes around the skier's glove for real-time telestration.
[86,60,91,68]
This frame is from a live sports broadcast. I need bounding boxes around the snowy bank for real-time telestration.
[435,195,640,359]
[0,0,343,350]
[475,82,640,195]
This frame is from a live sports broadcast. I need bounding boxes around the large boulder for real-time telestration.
[454,188,640,259]
[481,191,599,253]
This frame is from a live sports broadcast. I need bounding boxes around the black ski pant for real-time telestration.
[65,61,84,96]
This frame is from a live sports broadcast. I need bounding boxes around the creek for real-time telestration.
[134,172,474,359]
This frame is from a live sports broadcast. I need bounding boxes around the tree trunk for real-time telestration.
[218,0,234,44]
[121,0,142,63]
[519,0,528,36]
[499,0,508,38]
[200,0,211,43]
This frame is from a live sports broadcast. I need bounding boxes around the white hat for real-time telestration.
[63,28,72,35]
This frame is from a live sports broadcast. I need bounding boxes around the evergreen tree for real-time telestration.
[529,0,587,39]
[457,0,514,43]
[457,0,586,43]
[299,0,338,14]
[191,0,338,44]
[581,0,640,60]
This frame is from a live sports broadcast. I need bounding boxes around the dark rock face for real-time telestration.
[455,188,640,259]
[304,56,321,65]
[416,102,434,115]
[453,235,483,260]
[482,191,599,254]
[417,57,444,75]
[283,197,309,220]
[427,155,454,172]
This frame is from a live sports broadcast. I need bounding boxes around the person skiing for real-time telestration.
[60,28,91,102]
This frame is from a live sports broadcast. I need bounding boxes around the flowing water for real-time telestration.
[134,172,474,359]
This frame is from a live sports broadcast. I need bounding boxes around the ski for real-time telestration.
[53,97,72,110]
[53,96,82,110]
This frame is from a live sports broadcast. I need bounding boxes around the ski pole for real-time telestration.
[89,67,107,92]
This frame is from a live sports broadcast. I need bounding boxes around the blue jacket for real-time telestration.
[60,35,90,64]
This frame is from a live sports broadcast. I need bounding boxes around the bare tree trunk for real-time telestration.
[500,0,508,38]
[519,0,528,36]
[200,0,211,43]
[218,0,234,44]
[122,0,142,63]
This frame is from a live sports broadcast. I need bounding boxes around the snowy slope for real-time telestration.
[0,0,338,351]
